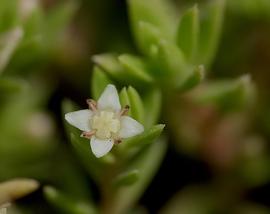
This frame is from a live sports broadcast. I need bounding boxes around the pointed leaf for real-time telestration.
[176,5,200,62]
[118,54,154,85]
[91,66,112,100]
[191,75,255,111]
[127,86,144,124]
[119,87,131,110]
[113,170,139,187]
[0,179,39,204]
[44,186,97,214]
[120,124,165,151]
[128,0,176,47]
[143,88,162,128]
[197,0,225,67]
[178,65,205,91]
[106,136,167,214]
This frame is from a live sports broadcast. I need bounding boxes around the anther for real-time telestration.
[87,99,97,111]
[114,139,122,144]
[120,105,130,116]
[81,130,96,139]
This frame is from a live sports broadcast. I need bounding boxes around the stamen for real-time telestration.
[87,99,97,111]
[114,139,122,144]
[81,130,96,139]
[119,105,130,116]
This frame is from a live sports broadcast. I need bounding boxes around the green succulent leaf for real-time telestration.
[133,21,164,57]
[176,5,200,63]
[191,75,255,111]
[178,65,205,92]
[118,54,154,85]
[119,87,131,109]
[0,178,39,205]
[143,88,162,128]
[44,186,97,214]
[0,27,24,73]
[44,0,78,48]
[127,86,145,124]
[91,66,112,100]
[93,53,154,88]
[128,0,176,48]
[120,124,165,151]
[104,136,167,214]
[0,0,19,33]
[153,39,190,89]
[197,0,225,67]
[113,169,139,187]
[0,77,27,96]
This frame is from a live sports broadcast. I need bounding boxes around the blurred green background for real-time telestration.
[1,0,270,213]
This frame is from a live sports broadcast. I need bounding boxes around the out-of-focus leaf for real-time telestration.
[0,178,39,205]
[160,186,219,214]
[0,27,24,73]
[178,65,205,92]
[234,203,270,214]
[44,0,78,48]
[143,88,162,128]
[154,39,190,89]
[0,0,19,33]
[134,21,164,57]
[113,170,139,187]
[0,77,26,96]
[191,75,255,111]
[127,86,144,124]
[104,136,167,214]
[128,0,176,51]
[197,0,225,67]
[91,66,112,100]
[44,186,97,214]
[176,5,200,63]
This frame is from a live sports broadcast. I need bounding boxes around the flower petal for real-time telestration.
[90,137,114,158]
[65,110,92,131]
[119,116,144,138]
[97,84,121,111]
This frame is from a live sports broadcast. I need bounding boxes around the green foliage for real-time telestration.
[44,186,97,214]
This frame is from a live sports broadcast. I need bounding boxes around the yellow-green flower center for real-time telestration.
[91,111,120,139]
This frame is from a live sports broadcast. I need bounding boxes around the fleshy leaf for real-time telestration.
[91,66,112,100]
[0,27,24,73]
[191,75,255,111]
[128,0,176,50]
[118,54,154,85]
[154,39,190,89]
[120,124,165,152]
[104,136,167,214]
[197,0,225,67]
[0,178,39,205]
[143,88,162,128]
[119,87,131,110]
[113,170,139,187]
[44,186,97,214]
[176,5,200,63]
[44,0,78,47]
[93,54,153,88]
[127,86,144,124]
[178,65,205,92]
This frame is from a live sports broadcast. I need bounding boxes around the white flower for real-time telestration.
[65,84,144,158]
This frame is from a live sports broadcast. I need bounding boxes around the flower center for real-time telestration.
[91,111,120,139]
